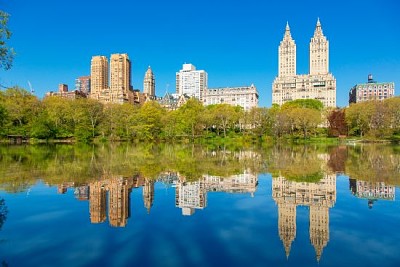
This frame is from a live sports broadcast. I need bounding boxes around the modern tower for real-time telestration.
[279,22,296,77]
[176,63,208,101]
[90,56,108,97]
[309,18,329,75]
[110,53,132,103]
[143,66,156,98]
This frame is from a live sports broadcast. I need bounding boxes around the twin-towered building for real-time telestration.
[272,19,337,107]
[90,53,134,104]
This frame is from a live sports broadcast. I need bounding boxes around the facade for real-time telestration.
[90,56,108,96]
[349,75,395,104]
[75,76,91,95]
[45,83,86,99]
[143,66,156,99]
[272,19,337,107]
[90,54,133,104]
[176,63,208,101]
[204,84,259,111]
[109,53,132,104]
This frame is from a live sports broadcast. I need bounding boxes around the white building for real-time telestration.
[272,19,337,107]
[204,84,259,111]
[176,63,208,101]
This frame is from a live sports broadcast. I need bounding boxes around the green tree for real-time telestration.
[346,102,373,137]
[2,86,40,136]
[0,10,15,70]
[42,96,74,138]
[177,98,204,139]
[209,104,239,137]
[281,99,324,111]
[287,107,322,139]
[134,101,165,140]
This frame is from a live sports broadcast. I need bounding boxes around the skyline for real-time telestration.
[1,0,399,107]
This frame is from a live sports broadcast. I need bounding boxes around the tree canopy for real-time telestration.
[0,10,15,71]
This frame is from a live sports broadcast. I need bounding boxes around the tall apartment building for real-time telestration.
[272,19,336,107]
[143,66,156,99]
[75,76,91,95]
[176,63,208,101]
[89,54,133,104]
[349,75,395,104]
[109,53,132,103]
[204,84,259,111]
[90,56,108,96]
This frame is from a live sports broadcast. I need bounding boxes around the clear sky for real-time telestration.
[1,0,399,107]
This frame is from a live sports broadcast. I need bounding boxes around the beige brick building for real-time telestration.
[90,56,108,96]
[272,19,336,107]
[204,84,259,111]
[90,54,133,104]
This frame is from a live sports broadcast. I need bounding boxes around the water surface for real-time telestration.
[0,144,399,267]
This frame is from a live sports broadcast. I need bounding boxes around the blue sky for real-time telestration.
[1,0,399,107]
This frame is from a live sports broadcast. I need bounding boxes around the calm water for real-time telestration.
[0,144,399,267]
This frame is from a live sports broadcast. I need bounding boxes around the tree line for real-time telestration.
[1,86,400,142]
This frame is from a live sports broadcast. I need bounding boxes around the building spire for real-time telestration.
[314,18,323,37]
[283,21,293,41]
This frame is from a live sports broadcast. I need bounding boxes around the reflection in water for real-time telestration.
[349,179,395,208]
[1,144,400,265]
[175,171,258,216]
[272,174,336,261]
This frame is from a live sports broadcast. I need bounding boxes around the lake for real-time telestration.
[0,143,399,267]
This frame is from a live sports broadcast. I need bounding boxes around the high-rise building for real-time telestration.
[309,19,329,75]
[176,63,208,101]
[279,22,296,77]
[272,19,336,107]
[75,76,91,95]
[143,66,155,99]
[109,53,132,104]
[90,56,108,97]
[204,85,259,111]
[349,75,395,104]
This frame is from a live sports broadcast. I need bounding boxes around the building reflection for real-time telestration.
[349,179,395,208]
[175,170,258,216]
[175,176,207,216]
[272,173,336,261]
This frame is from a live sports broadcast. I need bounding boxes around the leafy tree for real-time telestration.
[345,102,371,137]
[327,108,347,137]
[42,96,74,138]
[134,101,165,140]
[2,87,40,136]
[281,99,324,111]
[287,107,322,139]
[0,10,15,70]
[211,104,240,137]
[177,98,204,139]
